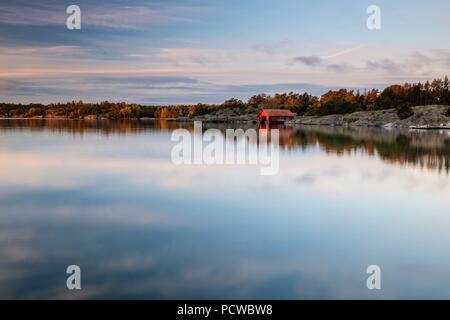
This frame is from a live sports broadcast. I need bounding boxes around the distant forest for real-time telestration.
[1,77,450,119]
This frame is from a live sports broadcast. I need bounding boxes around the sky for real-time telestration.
[1,0,450,104]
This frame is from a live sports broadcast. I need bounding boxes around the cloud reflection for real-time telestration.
[1,121,450,299]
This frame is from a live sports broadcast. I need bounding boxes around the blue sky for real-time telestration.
[1,0,450,104]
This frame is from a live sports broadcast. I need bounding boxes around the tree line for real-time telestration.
[1,77,450,119]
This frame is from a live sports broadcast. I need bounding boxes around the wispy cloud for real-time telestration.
[366,58,401,72]
[294,56,322,67]
[294,45,364,68]
[0,73,342,104]
[251,39,291,55]
[0,1,210,29]
[327,63,354,72]
[294,49,450,78]
[294,55,356,72]
[0,45,87,56]
[0,79,15,89]
[321,45,365,59]
[365,50,450,74]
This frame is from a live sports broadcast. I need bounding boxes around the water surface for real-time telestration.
[0,119,450,299]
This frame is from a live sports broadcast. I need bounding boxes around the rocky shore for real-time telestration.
[293,105,450,128]
[3,105,450,129]
[191,105,450,128]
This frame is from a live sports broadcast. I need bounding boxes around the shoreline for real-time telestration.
[1,105,449,129]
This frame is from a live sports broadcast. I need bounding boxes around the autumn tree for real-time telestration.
[364,89,379,111]
[376,85,406,109]
[247,94,269,107]
[222,98,245,109]
[316,89,358,115]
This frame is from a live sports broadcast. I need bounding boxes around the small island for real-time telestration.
[1,77,450,129]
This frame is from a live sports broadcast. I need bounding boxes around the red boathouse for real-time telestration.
[259,109,294,124]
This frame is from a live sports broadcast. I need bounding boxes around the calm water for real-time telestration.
[1,119,450,299]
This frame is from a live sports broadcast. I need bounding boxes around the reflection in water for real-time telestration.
[284,127,450,174]
[2,119,449,173]
[0,119,450,299]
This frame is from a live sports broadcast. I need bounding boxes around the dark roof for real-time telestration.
[260,109,295,117]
